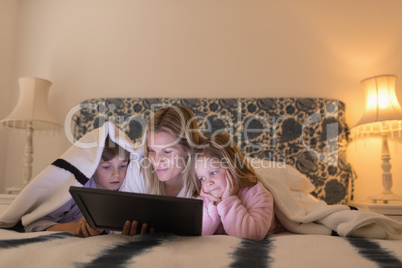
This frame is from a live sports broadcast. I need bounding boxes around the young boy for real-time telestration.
[25,136,130,237]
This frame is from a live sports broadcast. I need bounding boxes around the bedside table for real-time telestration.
[0,194,17,214]
[351,201,402,222]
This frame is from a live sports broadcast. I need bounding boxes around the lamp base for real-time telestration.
[371,192,402,204]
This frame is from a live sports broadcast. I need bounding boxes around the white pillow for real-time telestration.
[247,157,315,193]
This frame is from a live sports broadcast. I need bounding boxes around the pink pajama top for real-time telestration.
[200,181,276,241]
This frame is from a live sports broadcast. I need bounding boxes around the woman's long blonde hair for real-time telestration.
[140,105,202,196]
[191,132,257,197]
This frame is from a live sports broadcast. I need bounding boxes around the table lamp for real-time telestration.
[352,75,402,204]
[0,77,61,194]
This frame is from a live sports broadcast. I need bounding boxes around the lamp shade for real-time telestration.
[0,77,61,131]
[352,75,402,203]
[354,75,402,132]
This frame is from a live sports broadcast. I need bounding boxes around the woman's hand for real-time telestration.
[221,170,239,201]
[122,220,154,236]
[76,217,104,238]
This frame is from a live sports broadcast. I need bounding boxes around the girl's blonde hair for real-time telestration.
[191,132,257,196]
[140,105,202,196]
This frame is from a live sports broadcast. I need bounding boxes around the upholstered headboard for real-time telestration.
[71,98,354,205]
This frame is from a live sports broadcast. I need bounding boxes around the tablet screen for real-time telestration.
[69,186,203,236]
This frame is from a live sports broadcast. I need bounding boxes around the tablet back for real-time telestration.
[69,186,203,236]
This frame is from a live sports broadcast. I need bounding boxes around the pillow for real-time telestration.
[247,157,315,193]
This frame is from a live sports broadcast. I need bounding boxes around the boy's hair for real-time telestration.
[140,105,203,196]
[101,135,130,162]
[191,132,257,196]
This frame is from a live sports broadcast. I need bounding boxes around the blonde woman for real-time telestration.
[141,105,202,197]
[123,105,203,235]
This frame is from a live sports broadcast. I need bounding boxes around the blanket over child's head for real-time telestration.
[0,122,143,229]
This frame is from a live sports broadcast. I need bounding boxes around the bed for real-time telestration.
[1,97,402,268]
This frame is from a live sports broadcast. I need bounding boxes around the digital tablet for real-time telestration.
[69,186,203,236]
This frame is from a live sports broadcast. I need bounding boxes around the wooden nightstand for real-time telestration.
[351,201,402,222]
[0,194,17,214]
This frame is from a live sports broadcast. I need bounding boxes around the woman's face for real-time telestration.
[146,131,188,185]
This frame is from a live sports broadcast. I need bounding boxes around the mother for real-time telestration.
[122,105,203,234]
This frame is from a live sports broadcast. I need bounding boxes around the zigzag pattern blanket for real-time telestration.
[1,229,401,268]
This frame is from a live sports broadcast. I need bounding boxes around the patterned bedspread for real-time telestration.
[1,229,402,268]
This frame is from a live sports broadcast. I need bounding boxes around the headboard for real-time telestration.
[70,98,354,205]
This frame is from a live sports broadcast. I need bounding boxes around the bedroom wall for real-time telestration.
[2,0,402,202]
[0,0,19,191]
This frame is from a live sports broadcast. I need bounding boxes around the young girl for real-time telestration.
[25,136,130,237]
[191,132,277,241]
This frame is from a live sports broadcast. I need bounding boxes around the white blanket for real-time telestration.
[0,122,142,229]
[252,159,402,239]
[0,229,401,268]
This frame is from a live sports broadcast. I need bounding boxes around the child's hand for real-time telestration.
[221,170,239,201]
[76,217,104,238]
[200,188,221,205]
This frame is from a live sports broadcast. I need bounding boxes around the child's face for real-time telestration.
[195,157,227,198]
[147,131,188,184]
[93,155,129,190]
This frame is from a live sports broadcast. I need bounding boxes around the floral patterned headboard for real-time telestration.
[71,98,354,205]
